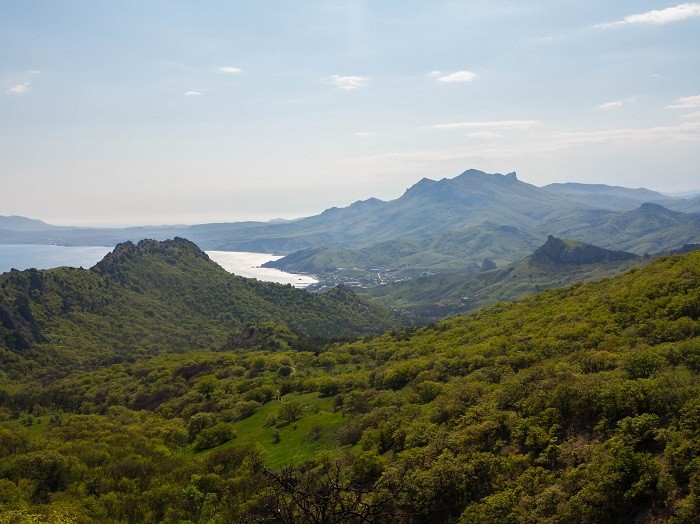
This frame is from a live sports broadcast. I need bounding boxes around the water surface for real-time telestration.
[0,244,317,288]
[207,250,318,288]
[0,244,112,273]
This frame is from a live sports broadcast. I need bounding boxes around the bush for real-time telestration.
[193,422,236,451]
[233,400,261,421]
[188,412,215,441]
[338,423,363,446]
[318,378,340,397]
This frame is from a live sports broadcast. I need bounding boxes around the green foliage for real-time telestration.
[266,221,543,278]
[364,241,648,322]
[277,400,304,425]
[0,249,699,522]
[0,238,403,372]
[193,422,235,451]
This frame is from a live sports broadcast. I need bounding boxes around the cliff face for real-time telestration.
[532,236,638,265]
[0,269,48,350]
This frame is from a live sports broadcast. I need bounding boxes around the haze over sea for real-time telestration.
[0,245,317,288]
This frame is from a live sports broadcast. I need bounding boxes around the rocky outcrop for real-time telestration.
[0,269,48,350]
[532,236,637,265]
[481,259,497,272]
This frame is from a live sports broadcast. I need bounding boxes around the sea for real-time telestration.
[0,244,318,289]
[206,250,317,288]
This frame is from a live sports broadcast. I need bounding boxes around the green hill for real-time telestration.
[363,236,644,321]
[0,238,402,372]
[264,222,542,279]
[1,248,699,522]
[555,203,700,254]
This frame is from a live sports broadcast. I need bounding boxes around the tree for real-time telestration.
[277,400,304,425]
[258,461,392,523]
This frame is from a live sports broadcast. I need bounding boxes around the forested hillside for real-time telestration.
[0,248,699,522]
[0,238,402,373]
[363,236,646,321]
[264,221,541,278]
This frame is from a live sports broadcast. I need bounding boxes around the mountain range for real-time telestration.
[257,170,699,282]
[2,170,699,254]
[2,170,699,301]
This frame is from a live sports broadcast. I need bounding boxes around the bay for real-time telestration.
[206,250,318,288]
[0,244,317,289]
[0,244,113,273]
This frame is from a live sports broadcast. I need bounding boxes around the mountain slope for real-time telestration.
[666,193,700,213]
[364,236,644,320]
[1,249,699,522]
[556,203,700,253]
[0,215,65,232]
[0,238,402,371]
[263,222,543,278]
[543,182,672,210]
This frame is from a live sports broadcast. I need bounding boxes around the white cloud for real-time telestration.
[543,122,700,147]
[7,82,28,94]
[361,123,700,166]
[596,3,700,28]
[599,100,624,110]
[355,132,377,137]
[219,66,243,73]
[27,70,41,75]
[184,90,203,96]
[325,75,368,90]
[361,122,700,168]
[431,120,540,130]
[598,97,637,110]
[433,70,477,83]
[666,94,700,109]
[465,131,503,139]
[682,111,700,118]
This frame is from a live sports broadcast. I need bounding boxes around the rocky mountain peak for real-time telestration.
[532,235,637,265]
[93,238,210,278]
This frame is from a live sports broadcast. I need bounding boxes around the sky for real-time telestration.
[1,1,699,226]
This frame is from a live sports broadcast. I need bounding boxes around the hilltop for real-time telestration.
[531,235,637,265]
[0,238,402,372]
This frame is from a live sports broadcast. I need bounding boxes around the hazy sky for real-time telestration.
[1,1,699,226]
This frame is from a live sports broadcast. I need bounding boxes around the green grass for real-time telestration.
[200,392,348,468]
[1,415,50,437]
